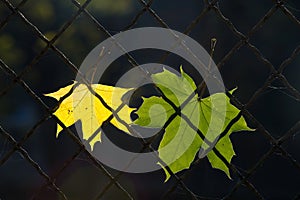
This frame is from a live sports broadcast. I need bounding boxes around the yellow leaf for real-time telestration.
[45,81,134,150]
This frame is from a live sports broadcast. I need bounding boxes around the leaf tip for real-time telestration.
[158,162,171,182]
[229,87,238,94]
[55,123,64,137]
[89,133,101,151]
[179,65,184,74]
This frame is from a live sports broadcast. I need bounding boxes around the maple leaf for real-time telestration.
[45,81,134,150]
[134,66,254,181]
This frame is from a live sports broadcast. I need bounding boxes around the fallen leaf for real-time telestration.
[45,81,134,150]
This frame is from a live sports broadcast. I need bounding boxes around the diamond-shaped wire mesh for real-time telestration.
[1,0,300,199]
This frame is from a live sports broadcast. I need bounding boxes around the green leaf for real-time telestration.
[151,66,197,106]
[134,66,254,181]
[134,96,174,128]
[199,90,254,178]
[158,116,202,181]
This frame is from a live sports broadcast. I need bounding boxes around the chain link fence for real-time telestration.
[1,0,300,199]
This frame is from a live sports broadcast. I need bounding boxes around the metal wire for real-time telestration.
[0,0,299,199]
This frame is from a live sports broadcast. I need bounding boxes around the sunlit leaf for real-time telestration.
[134,66,254,181]
[45,81,134,150]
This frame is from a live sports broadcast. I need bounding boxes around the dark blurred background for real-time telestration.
[1,0,300,199]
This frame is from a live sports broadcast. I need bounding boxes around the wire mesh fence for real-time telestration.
[1,0,300,199]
